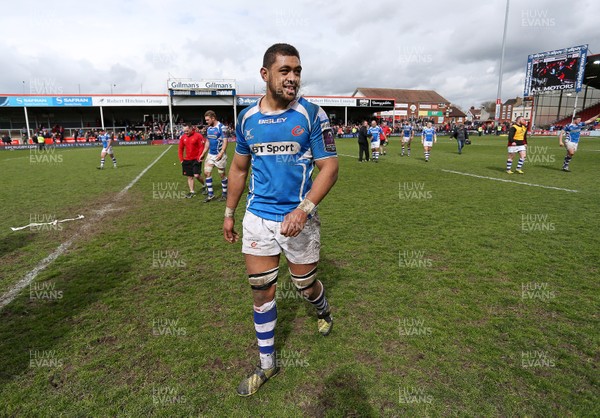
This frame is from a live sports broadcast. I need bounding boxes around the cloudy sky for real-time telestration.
[1,0,598,110]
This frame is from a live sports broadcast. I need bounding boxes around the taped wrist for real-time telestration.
[297,198,315,214]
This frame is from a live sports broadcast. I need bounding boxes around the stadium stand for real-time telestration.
[553,101,600,127]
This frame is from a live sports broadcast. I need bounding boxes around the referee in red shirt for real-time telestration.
[179,124,208,198]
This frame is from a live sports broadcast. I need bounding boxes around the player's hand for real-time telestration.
[223,217,239,243]
[280,209,308,237]
[216,153,223,161]
[559,142,564,147]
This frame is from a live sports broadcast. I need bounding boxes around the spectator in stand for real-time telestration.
[37,132,45,150]
[2,132,12,145]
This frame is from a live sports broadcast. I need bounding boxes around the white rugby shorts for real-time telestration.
[507,145,527,153]
[242,210,321,264]
[204,153,227,172]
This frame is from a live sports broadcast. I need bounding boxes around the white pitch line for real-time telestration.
[1,156,29,162]
[0,145,173,310]
[441,169,578,193]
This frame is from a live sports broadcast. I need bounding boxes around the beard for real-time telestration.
[268,78,299,106]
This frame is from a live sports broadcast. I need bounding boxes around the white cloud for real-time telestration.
[0,0,598,110]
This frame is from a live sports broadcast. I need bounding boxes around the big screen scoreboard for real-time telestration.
[524,45,588,96]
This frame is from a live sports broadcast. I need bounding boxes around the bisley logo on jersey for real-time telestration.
[250,141,300,155]
[259,117,287,125]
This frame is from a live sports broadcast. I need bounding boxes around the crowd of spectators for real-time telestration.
[5,114,595,145]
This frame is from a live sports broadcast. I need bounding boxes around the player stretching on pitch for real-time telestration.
[223,43,338,397]
[558,115,596,172]
[97,129,117,169]
[505,116,528,174]
[203,110,228,202]
[368,120,383,162]
[401,121,413,157]
[421,122,436,162]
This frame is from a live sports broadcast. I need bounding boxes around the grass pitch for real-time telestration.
[0,135,598,416]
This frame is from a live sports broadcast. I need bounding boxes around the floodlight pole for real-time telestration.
[24,107,31,143]
[571,93,579,123]
[167,79,175,140]
[494,0,510,125]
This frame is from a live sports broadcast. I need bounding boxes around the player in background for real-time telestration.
[558,115,596,172]
[357,120,370,162]
[178,124,207,198]
[505,116,528,174]
[223,43,338,397]
[380,121,391,155]
[401,121,413,157]
[97,129,117,169]
[421,122,436,162]
[203,110,228,202]
[368,120,383,162]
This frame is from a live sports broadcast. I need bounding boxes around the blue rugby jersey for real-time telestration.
[206,122,225,154]
[98,134,110,148]
[563,122,586,143]
[403,125,413,137]
[235,96,337,221]
[422,127,436,141]
[368,126,382,142]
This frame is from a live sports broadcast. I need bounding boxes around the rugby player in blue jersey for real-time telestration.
[368,120,383,162]
[558,115,596,172]
[401,121,413,157]
[97,129,117,169]
[203,110,228,202]
[223,43,338,396]
[421,122,436,162]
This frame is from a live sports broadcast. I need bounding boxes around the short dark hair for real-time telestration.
[204,110,216,119]
[262,43,300,68]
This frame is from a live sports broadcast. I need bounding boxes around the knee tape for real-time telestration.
[290,267,317,291]
[248,267,278,290]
